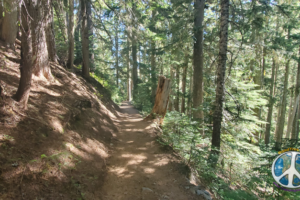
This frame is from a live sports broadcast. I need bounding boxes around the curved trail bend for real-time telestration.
[100,102,201,200]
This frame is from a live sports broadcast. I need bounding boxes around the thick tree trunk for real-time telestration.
[192,0,205,121]
[14,1,33,109]
[45,2,57,63]
[87,0,94,71]
[31,0,52,80]
[1,0,18,50]
[131,2,138,100]
[146,76,171,124]
[81,0,89,78]
[67,0,74,69]
[174,65,180,112]
[291,45,300,140]
[211,0,229,151]
[275,59,290,150]
[181,52,189,114]
[265,57,277,144]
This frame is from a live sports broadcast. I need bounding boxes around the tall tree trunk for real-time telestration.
[181,51,189,113]
[131,2,138,99]
[46,2,57,63]
[275,59,290,150]
[67,0,74,69]
[1,0,18,50]
[52,0,68,43]
[291,45,300,140]
[151,40,156,104]
[211,0,229,151]
[115,22,119,86]
[127,39,131,101]
[87,0,94,71]
[14,1,34,109]
[168,67,174,111]
[265,57,277,144]
[286,72,295,139]
[192,0,205,121]
[16,1,21,40]
[74,7,82,65]
[81,0,89,78]
[174,65,180,111]
[31,0,52,80]
[187,73,193,116]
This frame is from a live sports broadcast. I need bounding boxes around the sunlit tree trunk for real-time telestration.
[291,45,300,140]
[46,2,57,63]
[146,76,171,125]
[127,39,131,101]
[174,65,180,112]
[14,1,33,109]
[168,67,174,111]
[181,51,189,113]
[275,59,290,150]
[87,0,94,71]
[131,1,138,99]
[81,0,89,78]
[1,0,18,50]
[67,0,74,69]
[211,0,229,152]
[192,0,205,121]
[187,73,193,116]
[151,40,156,104]
[115,19,119,86]
[265,57,277,144]
[31,0,52,80]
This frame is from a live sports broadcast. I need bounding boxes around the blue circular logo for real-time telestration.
[272,151,300,188]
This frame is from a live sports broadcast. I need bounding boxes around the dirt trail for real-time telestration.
[100,102,201,200]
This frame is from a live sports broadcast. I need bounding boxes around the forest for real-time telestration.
[0,0,300,199]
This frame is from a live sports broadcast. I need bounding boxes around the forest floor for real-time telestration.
[0,40,206,200]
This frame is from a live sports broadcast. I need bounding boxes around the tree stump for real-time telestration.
[145,76,171,125]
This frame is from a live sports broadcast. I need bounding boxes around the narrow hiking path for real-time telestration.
[100,102,202,200]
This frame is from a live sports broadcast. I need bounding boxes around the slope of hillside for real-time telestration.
[0,41,121,199]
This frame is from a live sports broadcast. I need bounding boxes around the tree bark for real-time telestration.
[275,59,290,150]
[45,2,57,63]
[31,0,52,80]
[192,0,205,121]
[151,40,156,104]
[174,65,180,111]
[1,0,18,50]
[131,2,138,99]
[67,0,74,69]
[291,45,300,140]
[168,67,174,111]
[115,19,119,86]
[81,0,89,78]
[265,57,277,145]
[87,0,94,71]
[181,51,189,114]
[14,1,34,109]
[211,0,229,151]
[146,76,171,125]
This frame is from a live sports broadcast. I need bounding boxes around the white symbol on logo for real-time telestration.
[272,151,300,188]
